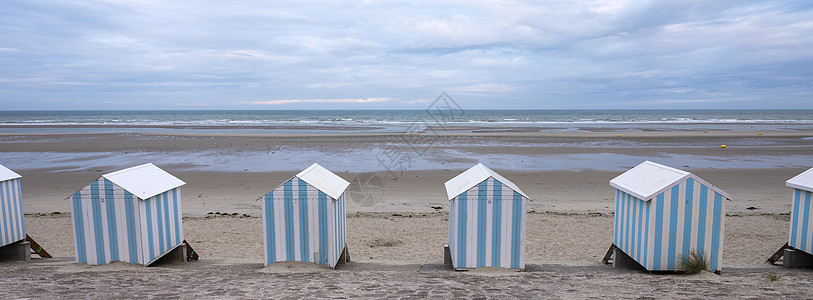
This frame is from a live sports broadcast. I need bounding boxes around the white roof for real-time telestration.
[102,163,185,200]
[610,161,730,201]
[0,164,21,182]
[294,163,349,199]
[444,163,529,200]
[787,167,813,192]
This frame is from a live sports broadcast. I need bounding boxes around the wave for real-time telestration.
[3,118,813,126]
[1,110,812,129]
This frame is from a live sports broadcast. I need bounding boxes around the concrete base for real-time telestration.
[612,248,646,271]
[166,243,188,262]
[441,246,522,271]
[443,245,452,267]
[149,244,187,266]
[0,241,31,262]
[783,249,813,268]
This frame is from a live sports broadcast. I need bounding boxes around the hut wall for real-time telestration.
[139,187,184,264]
[262,176,346,268]
[448,177,526,269]
[0,178,25,248]
[613,178,725,271]
[789,188,813,255]
[71,178,183,265]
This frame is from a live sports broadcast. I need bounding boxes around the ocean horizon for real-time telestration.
[1,109,811,134]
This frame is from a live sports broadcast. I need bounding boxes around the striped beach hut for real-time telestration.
[70,163,186,266]
[445,163,528,271]
[610,161,730,272]
[0,164,25,249]
[261,163,350,268]
[786,167,813,255]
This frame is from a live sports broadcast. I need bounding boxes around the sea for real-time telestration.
[1,109,812,172]
[1,110,812,134]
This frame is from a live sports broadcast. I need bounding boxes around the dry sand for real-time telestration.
[19,211,792,267]
[2,130,813,298]
[8,212,812,298]
[4,257,813,299]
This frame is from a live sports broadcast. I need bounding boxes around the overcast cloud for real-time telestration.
[1,0,812,109]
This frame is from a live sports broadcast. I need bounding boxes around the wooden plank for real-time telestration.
[25,235,52,258]
[602,244,617,264]
[337,246,350,264]
[766,242,791,265]
[184,240,199,261]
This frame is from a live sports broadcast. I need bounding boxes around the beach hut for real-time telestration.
[261,163,350,268]
[69,163,186,265]
[786,168,813,255]
[609,161,730,272]
[0,164,25,249]
[445,163,528,271]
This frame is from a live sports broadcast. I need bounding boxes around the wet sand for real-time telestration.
[3,257,813,299]
[5,130,812,216]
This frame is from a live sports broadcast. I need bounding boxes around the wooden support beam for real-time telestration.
[337,246,350,264]
[184,240,199,261]
[602,244,617,264]
[766,242,791,265]
[26,235,52,258]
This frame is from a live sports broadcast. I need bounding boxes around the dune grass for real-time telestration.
[764,273,780,282]
[680,249,710,275]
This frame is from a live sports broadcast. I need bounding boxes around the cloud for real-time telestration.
[248,97,393,105]
[648,98,733,104]
[449,83,515,93]
[177,103,213,107]
[207,50,298,61]
[0,1,811,109]
[406,98,431,105]
[87,35,142,48]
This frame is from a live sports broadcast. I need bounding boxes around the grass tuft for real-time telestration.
[680,249,710,275]
[764,273,780,282]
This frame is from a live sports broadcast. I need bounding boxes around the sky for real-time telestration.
[1,1,812,110]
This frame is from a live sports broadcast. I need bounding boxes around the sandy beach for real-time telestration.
[4,0,813,296]
[2,129,813,298]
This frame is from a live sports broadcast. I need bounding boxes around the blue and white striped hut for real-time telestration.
[70,163,186,266]
[0,164,25,249]
[786,167,813,255]
[445,163,528,271]
[261,163,350,268]
[610,161,730,272]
